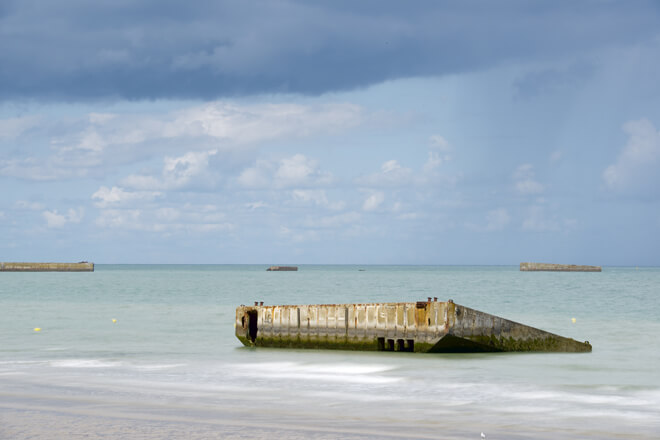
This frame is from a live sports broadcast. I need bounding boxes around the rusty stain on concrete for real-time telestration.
[235,300,592,353]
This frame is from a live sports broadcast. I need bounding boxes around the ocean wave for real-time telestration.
[49,359,123,369]
[131,363,187,371]
[230,361,401,384]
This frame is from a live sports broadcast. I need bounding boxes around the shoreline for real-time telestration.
[0,383,653,440]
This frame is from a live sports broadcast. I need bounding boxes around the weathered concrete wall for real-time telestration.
[235,300,591,353]
[0,262,94,272]
[520,262,601,272]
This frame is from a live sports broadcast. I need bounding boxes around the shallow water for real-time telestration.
[1,265,659,439]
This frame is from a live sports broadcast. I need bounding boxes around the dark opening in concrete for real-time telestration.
[407,339,415,352]
[247,310,258,342]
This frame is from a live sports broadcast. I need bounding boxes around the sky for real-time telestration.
[1,0,660,265]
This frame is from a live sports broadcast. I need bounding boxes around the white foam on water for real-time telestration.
[497,405,556,414]
[300,389,395,403]
[555,407,658,421]
[0,360,45,365]
[0,371,27,376]
[229,361,401,384]
[236,361,395,375]
[130,363,187,371]
[49,359,123,369]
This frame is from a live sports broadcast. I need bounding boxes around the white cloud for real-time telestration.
[513,164,545,195]
[43,208,84,228]
[291,189,328,205]
[279,225,320,243]
[397,212,420,220]
[467,208,510,232]
[357,160,413,187]
[162,149,218,188]
[95,204,233,234]
[67,128,106,153]
[92,186,162,208]
[171,102,363,144]
[603,118,660,192]
[516,179,545,195]
[237,154,332,189]
[0,116,39,139]
[245,201,267,210]
[1,101,364,182]
[95,209,142,230]
[381,160,400,174]
[357,148,454,188]
[429,135,451,151]
[485,208,511,231]
[423,151,446,173]
[14,201,46,211]
[276,154,318,185]
[522,205,559,232]
[122,149,218,191]
[513,164,533,180]
[88,113,117,124]
[290,189,345,210]
[550,150,563,163]
[301,212,361,229]
[0,159,88,181]
[362,191,385,211]
[237,159,274,188]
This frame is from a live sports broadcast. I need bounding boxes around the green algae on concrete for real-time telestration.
[235,300,592,354]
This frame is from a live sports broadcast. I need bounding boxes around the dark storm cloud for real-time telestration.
[1,0,658,101]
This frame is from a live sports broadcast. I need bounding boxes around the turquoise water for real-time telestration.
[1,265,659,439]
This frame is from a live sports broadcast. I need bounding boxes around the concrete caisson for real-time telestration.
[520,262,601,272]
[0,262,94,272]
[235,300,592,353]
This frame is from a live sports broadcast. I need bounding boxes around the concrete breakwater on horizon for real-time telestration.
[520,262,602,272]
[0,262,94,272]
[266,266,298,271]
[235,300,592,353]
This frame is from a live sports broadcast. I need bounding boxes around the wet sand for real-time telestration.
[0,399,461,440]
[0,390,640,440]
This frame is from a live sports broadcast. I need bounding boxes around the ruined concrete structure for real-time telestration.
[235,299,591,353]
[0,262,94,272]
[520,262,601,272]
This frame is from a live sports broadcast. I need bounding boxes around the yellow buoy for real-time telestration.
[112,319,117,323]
[571,318,576,324]
[34,327,41,332]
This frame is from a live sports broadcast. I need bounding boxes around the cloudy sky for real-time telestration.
[1,0,659,265]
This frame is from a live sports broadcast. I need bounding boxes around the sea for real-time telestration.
[0,265,658,439]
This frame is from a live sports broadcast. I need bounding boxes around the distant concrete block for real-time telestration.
[520,262,601,272]
[0,262,94,272]
[266,266,298,271]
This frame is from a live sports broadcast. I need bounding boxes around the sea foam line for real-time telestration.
[49,359,123,369]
